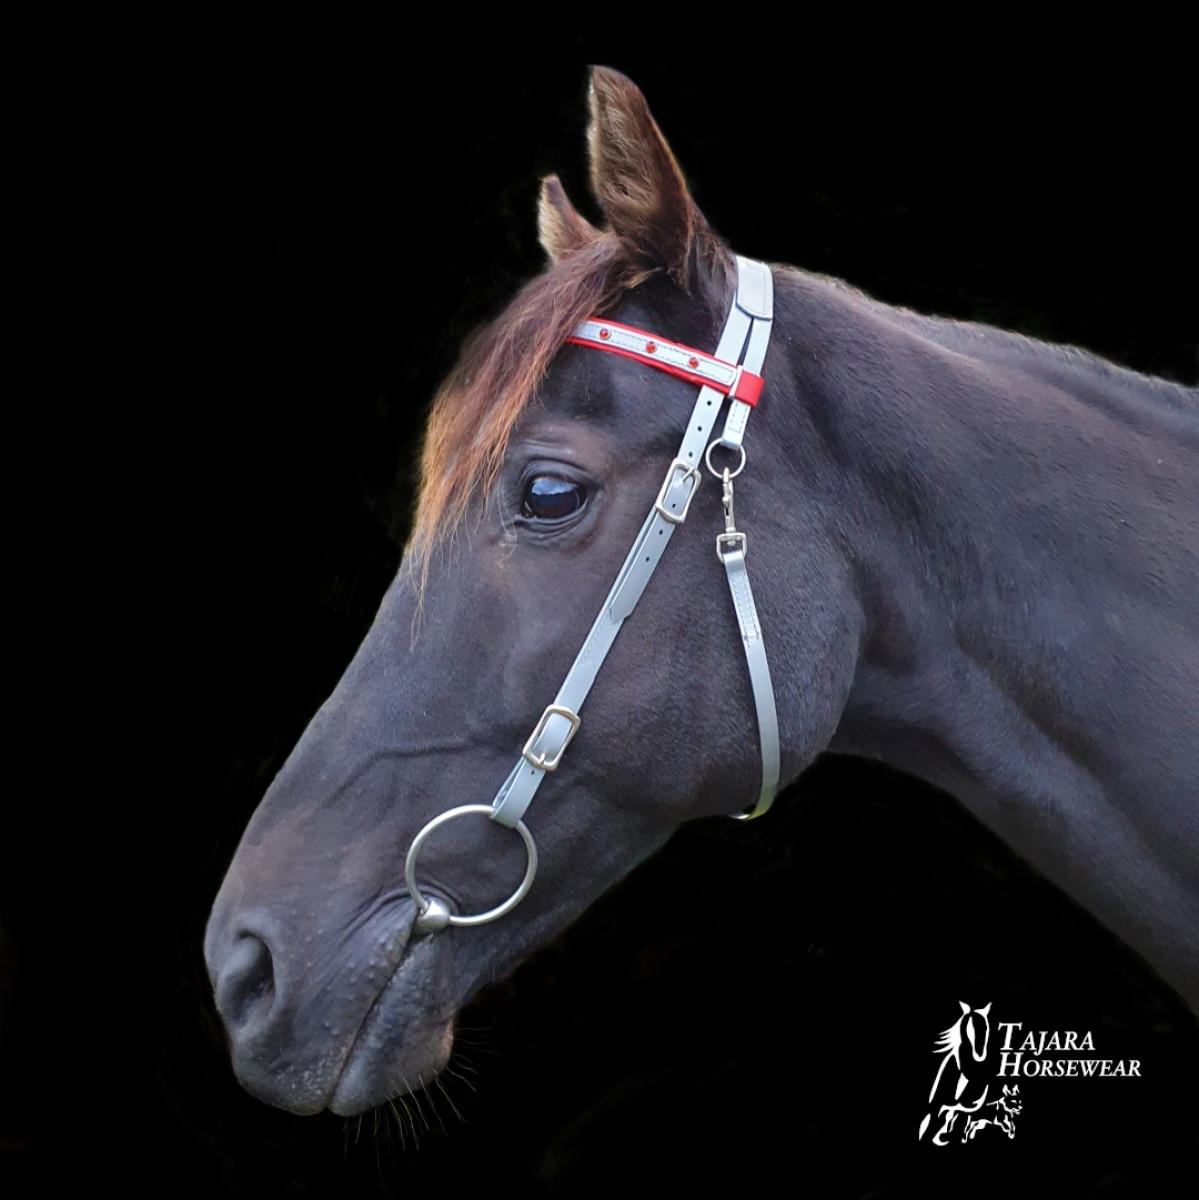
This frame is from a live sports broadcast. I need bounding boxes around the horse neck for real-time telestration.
[761,267,1199,1010]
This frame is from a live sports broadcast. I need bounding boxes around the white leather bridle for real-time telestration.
[406,255,779,935]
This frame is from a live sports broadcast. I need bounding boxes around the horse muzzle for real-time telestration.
[204,892,457,1115]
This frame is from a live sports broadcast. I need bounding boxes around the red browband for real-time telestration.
[566,316,764,407]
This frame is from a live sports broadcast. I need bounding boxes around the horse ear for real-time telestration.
[977,1002,992,1017]
[537,174,600,265]
[584,64,721,291]
[959,1001,971,1015]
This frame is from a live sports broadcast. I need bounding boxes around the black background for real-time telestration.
[9,31,1197,1200]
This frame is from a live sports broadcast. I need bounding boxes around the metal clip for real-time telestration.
[715,468,748,561]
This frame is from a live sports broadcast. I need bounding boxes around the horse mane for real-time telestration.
[404,231,658,597]
[783,263,1198,413]
[933,1020,963,1057]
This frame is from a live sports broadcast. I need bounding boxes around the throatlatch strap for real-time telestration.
[490,255,780,828]
[715,264,779,820]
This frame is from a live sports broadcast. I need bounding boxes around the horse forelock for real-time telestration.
[404,231,657,600]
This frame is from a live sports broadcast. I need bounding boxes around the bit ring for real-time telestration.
[405,804,538,931]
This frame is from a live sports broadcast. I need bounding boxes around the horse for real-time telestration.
[204,64,1199,1118]
[919,1001,993,1144]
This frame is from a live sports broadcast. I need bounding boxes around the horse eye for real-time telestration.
[521,474,586,521]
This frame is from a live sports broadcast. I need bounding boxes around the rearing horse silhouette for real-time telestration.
[919,1001,993,1144]
[205,65,1199,1117]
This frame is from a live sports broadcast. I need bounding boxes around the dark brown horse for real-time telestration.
[204,65,1199,1117]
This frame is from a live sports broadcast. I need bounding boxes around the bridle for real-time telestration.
[405,254,779,935]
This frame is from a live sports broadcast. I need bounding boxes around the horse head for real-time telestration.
[203,66,858,1116]
[962,1000,992,1062]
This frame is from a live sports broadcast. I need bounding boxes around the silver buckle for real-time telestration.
[716,531,747,562]
[654,458,701,524]
[522,704,581,772]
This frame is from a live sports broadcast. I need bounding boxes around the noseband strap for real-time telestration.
[407,255,780,933]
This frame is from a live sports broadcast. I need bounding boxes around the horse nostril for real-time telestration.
[215,934,276,1034]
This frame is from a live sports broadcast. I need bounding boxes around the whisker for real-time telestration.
[452,1037,501,1058]
[373,1108,383,1186]
[452,1029,497,1047]
[419,1071,449,1137]
[388,1098,408,1152]
[409,1078,432,1134]
[434,1073,467,1125]
[444,1064,478,1093]
[399,1076,422,1150]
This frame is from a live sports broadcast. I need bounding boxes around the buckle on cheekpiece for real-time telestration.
[522,704,582,772]
[716,530,747,562]
[654,458,701,524]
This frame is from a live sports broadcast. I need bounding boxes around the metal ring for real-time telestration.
[704,439,746,479]
[404,804,538,928]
